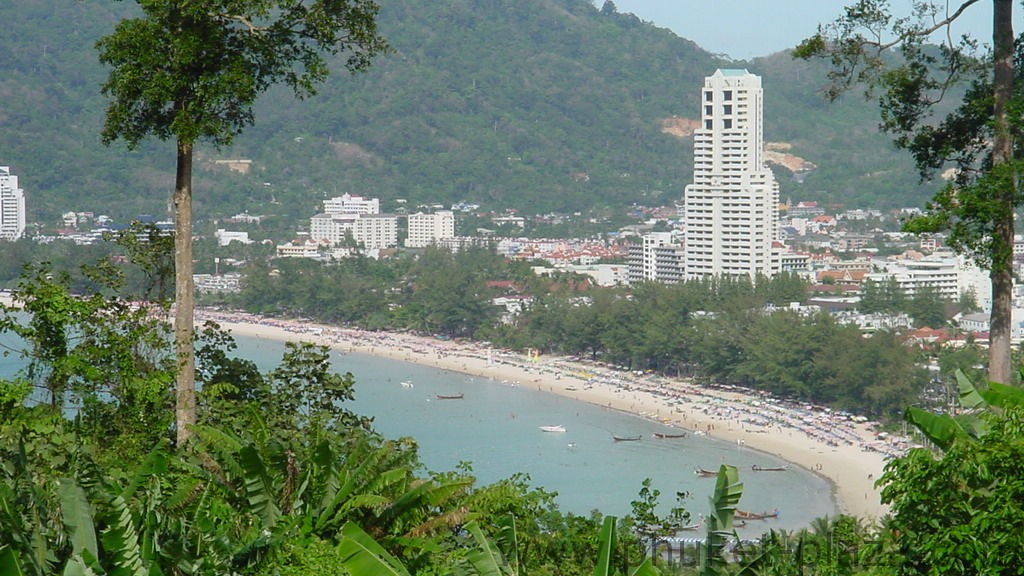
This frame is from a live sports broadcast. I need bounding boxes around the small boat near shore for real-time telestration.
[677,519,703,531]
[694,467,719,477]
[612,434,642,442]
[540,425,566,432]
[736,509,780,520]
[751,464,789,472]
[436,393,464,400]
[653,432,687,439]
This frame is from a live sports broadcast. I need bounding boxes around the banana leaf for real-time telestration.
[904,407,969,452]
[57,479,97,561]
[455,520,515,576]
[592,515,616,576]
[337,521,411,576]
[0,546,26,576]
[702,465,742,576]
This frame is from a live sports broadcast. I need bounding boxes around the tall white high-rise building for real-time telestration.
[683,69,780,280]
[0,167,26,241]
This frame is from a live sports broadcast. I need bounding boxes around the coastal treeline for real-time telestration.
[226,248,929,418]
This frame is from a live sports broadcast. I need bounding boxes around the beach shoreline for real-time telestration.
[200,309,905,521]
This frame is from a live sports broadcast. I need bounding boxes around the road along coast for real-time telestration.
[201,309,910,521]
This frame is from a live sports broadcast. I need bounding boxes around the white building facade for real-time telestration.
[323,193,379,215]
[865,254,961,300]
[0,167,26,241]
[683,69,780,280]
[627,231,685,284]
[310,213,398,250]
[406,210,455,248]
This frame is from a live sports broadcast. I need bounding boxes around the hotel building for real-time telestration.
[683,69,780,280]
[0,167,26,241]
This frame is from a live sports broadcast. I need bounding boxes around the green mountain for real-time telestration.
[1,0,936,226]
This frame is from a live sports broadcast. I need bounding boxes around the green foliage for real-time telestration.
[337,521,413,576]
[105,221,176,302]
[701,464,742,576]
[0,258,634,576]
[736,515,873,576]
[880,406,1024,574]
[454,520,518,576]
[628,478,690,545]
[593,515,617,576]
[0,262,176,455]
[591,516,658,576]
[796,0,1023,382]
[96,0,389,150]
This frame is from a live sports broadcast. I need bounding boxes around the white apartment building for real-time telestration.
[215,229,251,246]
[683,69,780,280]
[626,231,685,284]
[309,213,398,250]
[865,255,961,300]
[0,167,26,241]
[323,193,379,215]
[406,210,455,248]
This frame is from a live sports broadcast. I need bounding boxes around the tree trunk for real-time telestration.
[174,139,196,446]
[988,0,1014,384]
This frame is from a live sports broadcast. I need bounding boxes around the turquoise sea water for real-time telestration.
[1,328,836,533]
[233,334,837,533]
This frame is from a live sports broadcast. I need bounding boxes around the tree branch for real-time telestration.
[870,0,985,52]
[216,12,270,33]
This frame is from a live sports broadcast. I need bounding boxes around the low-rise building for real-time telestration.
[215,229,251,246]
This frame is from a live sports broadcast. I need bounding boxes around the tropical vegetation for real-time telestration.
[0,257,646,575]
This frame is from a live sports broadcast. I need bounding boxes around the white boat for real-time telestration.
[400,380,414,388]
[539,425,566,433]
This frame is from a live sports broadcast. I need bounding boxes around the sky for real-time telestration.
[596,1,1001,60]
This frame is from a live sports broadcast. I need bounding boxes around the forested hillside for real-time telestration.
[2,0,937,225]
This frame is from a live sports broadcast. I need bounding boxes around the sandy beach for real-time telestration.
[201,309,909,521]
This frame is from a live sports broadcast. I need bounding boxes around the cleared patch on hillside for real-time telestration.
[660,116,700,138]
[331,141,383,168]
[660,119,817,174]
[765,142,816,173]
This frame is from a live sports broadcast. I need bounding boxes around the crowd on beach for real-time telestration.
[198,308,914,463]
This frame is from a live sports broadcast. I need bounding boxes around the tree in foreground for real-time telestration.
[880,371,1024,574]
[795,0,1020,384]
[96,0,389,446]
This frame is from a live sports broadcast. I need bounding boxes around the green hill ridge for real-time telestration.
[1,0,937,226]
